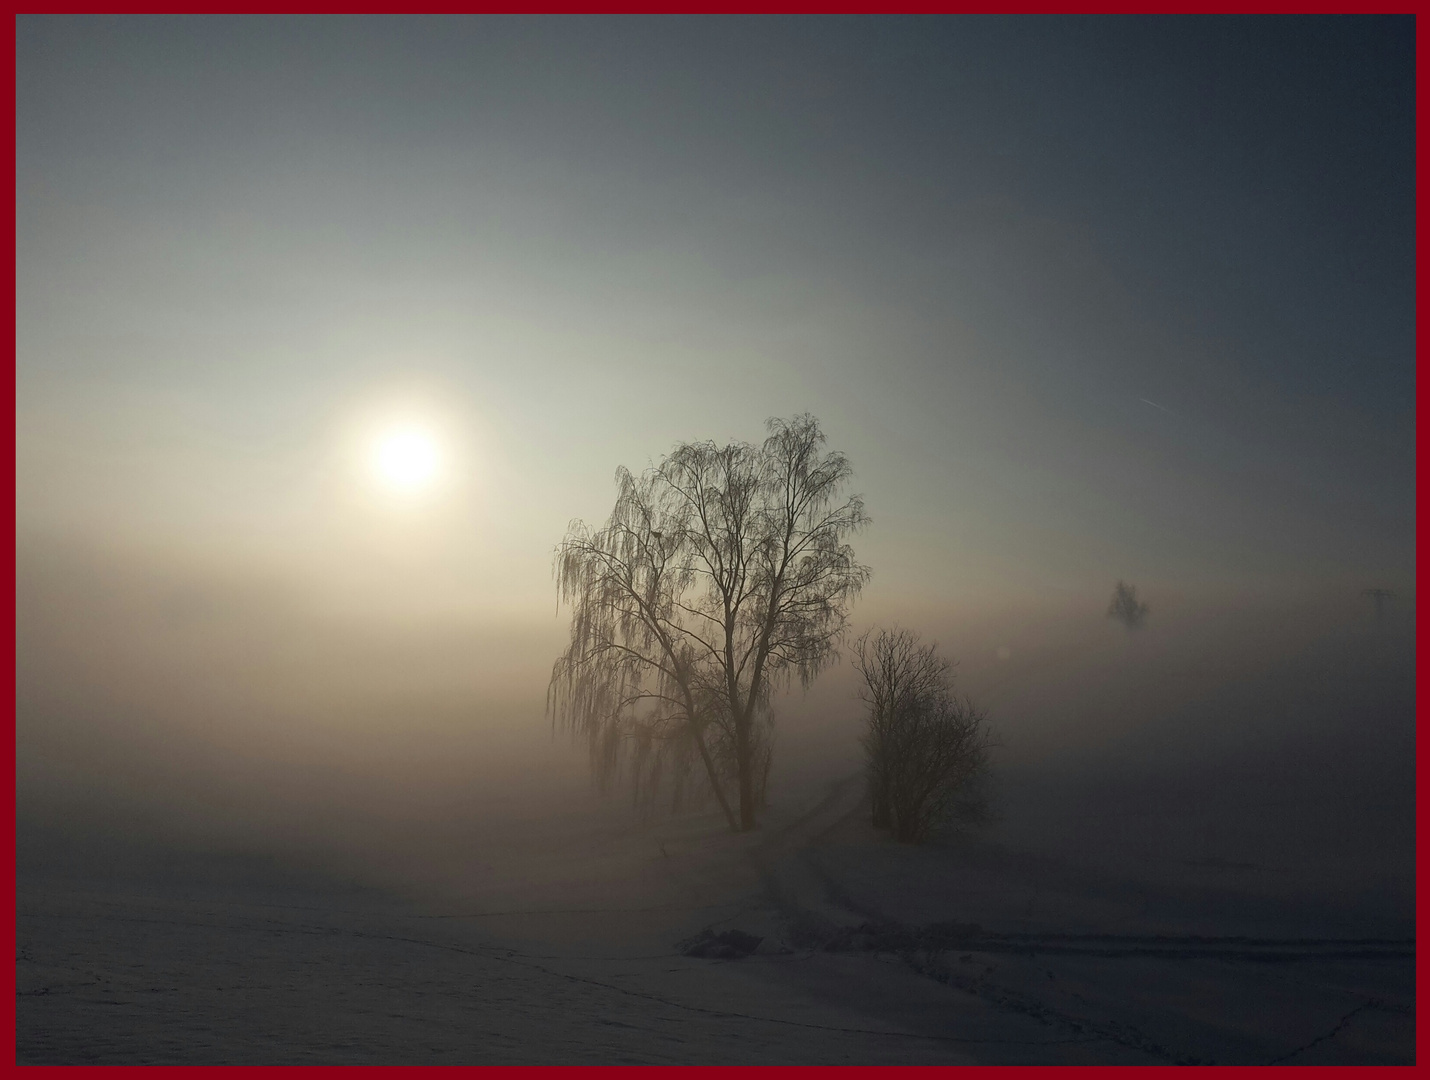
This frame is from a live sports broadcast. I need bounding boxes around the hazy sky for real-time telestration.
[17,15,1415,621]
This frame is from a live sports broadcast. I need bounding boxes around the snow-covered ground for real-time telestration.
[17,570,1415,1063]
[17,765,1413,1064]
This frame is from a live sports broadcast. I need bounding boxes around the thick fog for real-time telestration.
[19,530,1413,918]
[17,534,583,884]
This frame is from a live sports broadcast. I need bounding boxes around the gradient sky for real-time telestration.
[17,15,1416,625]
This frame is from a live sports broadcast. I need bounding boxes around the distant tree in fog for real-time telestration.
[1107,580,1149,629]
[854,628,993,843]
[1363,587,1395,620]
[549,414,870,833]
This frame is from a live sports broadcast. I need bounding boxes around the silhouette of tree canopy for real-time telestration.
[1107,580,1149,629]
[549,414,871,832]
[855,628,992,843]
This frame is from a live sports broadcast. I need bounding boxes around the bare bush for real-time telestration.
[854,628,993,843]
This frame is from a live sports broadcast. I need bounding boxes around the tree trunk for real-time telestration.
[735,715,756,831]
[692,724,739,833]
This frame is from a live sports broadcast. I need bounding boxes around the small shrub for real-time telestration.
[855,628,994,843]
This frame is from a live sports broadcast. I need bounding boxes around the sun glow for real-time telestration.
[371,426,442,493]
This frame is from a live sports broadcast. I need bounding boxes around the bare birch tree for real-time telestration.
[549,414,870,832]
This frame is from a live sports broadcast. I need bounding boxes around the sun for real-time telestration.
[371,426,441,492]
